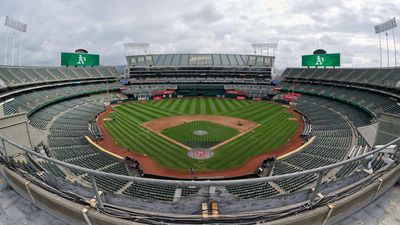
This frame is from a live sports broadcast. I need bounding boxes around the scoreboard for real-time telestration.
[302,53,340,67]
[61,52,99,66]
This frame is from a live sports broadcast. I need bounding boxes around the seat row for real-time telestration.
[0,66,118,88]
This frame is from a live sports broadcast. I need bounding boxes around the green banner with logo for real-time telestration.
[61,52,100,66]
[302,53,340,67]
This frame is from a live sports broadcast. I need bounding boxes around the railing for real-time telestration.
[0,132,399,211]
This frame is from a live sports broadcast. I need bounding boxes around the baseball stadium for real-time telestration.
[1,5,400,225]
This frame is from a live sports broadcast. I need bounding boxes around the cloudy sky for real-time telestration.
[0,0,399,70]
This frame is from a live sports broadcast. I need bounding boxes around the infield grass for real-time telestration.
[162,121,240,148]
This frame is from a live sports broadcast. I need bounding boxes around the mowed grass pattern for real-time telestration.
[103,98,298,171]
[162,121,239,148]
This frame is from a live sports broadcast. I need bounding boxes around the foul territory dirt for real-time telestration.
[94,103,305,179]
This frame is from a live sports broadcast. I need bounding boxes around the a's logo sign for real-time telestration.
[315,55,325,66]
[77,54,87,65]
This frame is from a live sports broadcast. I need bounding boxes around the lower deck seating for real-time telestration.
[225,182,279,199]
[269,94,371,193]
[122,182,177,202]
[2,82,119,119]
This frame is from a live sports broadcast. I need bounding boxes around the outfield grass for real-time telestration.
[103,97,298,171]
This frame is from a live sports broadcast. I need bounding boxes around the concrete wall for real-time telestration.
[375,113,400,146]
[0,163,399,225]
[27,124,46,147]
[0,113,32,156]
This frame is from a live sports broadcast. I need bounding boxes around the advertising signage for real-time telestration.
[302,53,340,67]
[61,52,99,66]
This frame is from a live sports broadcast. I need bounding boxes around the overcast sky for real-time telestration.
[0,0,399,69]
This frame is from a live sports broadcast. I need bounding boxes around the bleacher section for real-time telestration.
[2,82,119,119]
[270,95,369,193]
[223,94,371,197]
[278,68,397,183]
[37,95,198,201]
[224,84,276,97]
[45,96,130,192]
[122,84,177,96]
[125,54,275,97]
[129,76,272,84]
[280,82,400,117]
[283,68,400,90]
[127,54,273,68]
[0,66,119,88]
[282,68,400,117]
[225,182,279,199]
[122,84,276,98]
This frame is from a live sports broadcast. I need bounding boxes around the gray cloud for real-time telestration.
[0,0,399,70]
[181,3,224,25]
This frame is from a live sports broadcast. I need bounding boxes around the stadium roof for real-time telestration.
[126,54,274,67]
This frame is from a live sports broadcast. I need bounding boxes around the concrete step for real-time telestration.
[0,176,8,192]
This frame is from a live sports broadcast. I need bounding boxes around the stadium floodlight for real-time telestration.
[374,18,396,34]
[4,16,27,33]
[124,43,149,48]
[124,43,150,55]
[4,16,27,66]
[374,18,397,67]
[251,43,278,56]
[251,43,278,49]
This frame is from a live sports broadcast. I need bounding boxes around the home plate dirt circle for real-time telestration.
[193,130,208,136]
[188,149,214,159]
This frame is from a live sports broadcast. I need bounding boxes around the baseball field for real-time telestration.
[102,97,299,171]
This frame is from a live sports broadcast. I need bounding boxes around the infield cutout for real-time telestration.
[142,115,260,152]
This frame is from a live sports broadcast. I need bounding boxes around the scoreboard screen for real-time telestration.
[302,53,340,67]
[61,52,99,66]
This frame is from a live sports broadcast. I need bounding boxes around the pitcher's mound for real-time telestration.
[193,130,208,136]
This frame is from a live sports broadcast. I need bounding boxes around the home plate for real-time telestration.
[188,149,214,159]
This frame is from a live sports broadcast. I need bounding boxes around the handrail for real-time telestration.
[1,132,399,187]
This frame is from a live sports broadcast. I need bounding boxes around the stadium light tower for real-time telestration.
[4,16,27,66]
[251,43,278,56]
[124,43,150,56]
[375,18,397,67]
